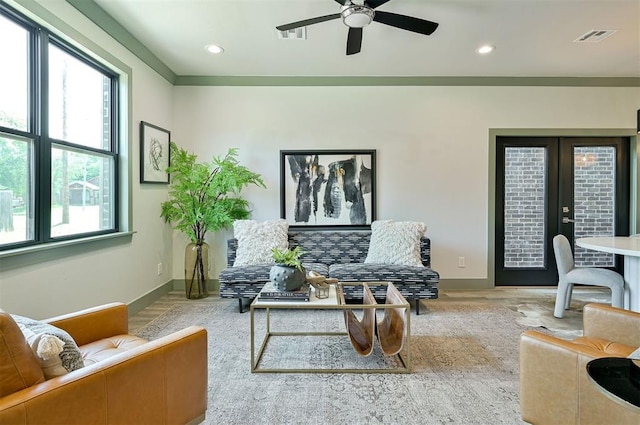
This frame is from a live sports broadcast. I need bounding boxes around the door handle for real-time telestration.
[562,217,575,224]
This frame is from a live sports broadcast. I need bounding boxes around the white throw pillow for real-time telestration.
[14,316,85,379]
[365,220,426,266]
[233,219,289,266]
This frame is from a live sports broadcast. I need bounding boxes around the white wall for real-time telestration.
[172,85,640,282]
[0,0,175,318]
[0,1,638,318]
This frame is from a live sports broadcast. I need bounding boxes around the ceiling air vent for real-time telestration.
[278,27,307,40]
[574,29,617,43]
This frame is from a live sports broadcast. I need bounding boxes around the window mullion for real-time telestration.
[37,29,51,244]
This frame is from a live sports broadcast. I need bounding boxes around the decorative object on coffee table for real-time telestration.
[161,142,265,299]
[306,270,337,299]
[258,280,310,302]
[270,246,306,291]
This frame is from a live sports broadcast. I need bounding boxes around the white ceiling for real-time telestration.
[92,0,640,78]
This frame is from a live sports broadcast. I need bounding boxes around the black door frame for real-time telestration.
[495,137,559,286]
[495,136,630,286]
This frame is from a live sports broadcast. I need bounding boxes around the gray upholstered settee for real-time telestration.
[219,230,439,314]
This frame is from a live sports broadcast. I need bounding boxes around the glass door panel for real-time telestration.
[503,147,547,269]
[573,146,616,267]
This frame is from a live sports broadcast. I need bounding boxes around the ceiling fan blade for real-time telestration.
[276,13,341,31]
[373,11,439,35]
[346,27,363,55]
[365,0,392,9]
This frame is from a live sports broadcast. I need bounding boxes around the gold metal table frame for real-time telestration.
[250,282,411,373]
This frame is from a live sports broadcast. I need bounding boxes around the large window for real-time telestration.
[0,5,119,251]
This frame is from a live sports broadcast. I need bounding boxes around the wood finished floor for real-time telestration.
[128,287,611,334]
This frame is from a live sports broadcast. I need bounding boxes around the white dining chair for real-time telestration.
[552,234,625,318]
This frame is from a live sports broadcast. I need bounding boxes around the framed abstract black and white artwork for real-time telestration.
[140,121,170,184]
[280,150,376,229]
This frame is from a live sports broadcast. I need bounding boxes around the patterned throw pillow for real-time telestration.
[365,220,426,266]
[233,219,289,266]
[18,325,68,379]
[12,314,85,375]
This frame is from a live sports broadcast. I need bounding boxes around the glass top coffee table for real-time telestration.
[250,281,411,373]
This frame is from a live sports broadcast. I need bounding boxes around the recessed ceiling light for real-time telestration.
[205,44,224,54]
[477,45,495,54]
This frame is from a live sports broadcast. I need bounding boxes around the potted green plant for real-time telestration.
[270,246,306,291]
[161,142,265,299]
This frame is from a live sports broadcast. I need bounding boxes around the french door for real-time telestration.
[495,137,630,286]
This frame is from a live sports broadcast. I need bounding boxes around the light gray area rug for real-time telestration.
[136,301,531,424]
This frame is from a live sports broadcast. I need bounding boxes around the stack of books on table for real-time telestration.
[259,281,310,302]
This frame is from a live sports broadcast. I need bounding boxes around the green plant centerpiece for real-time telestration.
[270,246,306,291]
[161,142,265,299]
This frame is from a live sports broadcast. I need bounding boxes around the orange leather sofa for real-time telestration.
[0,303,208,425]
[519,303,640,425]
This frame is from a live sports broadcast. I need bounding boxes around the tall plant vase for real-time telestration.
[184,242,210,299]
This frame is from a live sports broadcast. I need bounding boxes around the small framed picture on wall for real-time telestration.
[140,121,170,184]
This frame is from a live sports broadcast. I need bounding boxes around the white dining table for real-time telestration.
[575,236,640,312]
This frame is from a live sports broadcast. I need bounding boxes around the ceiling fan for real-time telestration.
[276,0,439,55]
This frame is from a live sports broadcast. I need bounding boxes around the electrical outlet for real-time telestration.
[458,257,465,268]
[157,262,163,276]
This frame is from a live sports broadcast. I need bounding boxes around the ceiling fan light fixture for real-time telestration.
[341,6,374,28]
